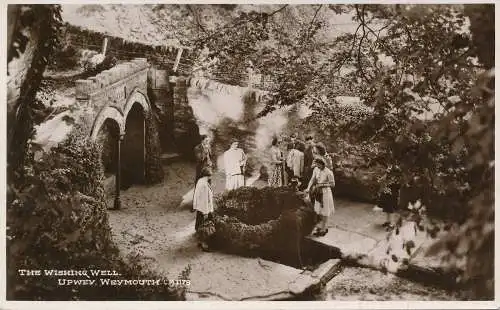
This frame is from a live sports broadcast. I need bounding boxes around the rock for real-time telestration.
[311,258,342,280]
[289,272,319,295]
[334,168,382,203]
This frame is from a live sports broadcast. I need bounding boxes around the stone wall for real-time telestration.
[75,55,201,169]
[144,112,164,184]
[147,68,175,152]
[172,76,200,159]
[62,23,196,72]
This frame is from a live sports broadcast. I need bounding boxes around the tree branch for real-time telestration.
[268,4,289,17]
[356,5,370,81]
[330,23,362,76]
[305,4,323,41]
[362,18,397,57]
[195,5,288,47]
[186,5,206,32]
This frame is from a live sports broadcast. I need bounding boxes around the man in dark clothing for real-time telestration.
[302,135,316,189]
[378,182,401,230]
[377,165,402,230]
[194,135,213,183]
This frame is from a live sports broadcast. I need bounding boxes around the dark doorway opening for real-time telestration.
[122,102,146,189]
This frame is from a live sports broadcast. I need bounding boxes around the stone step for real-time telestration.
[182,255,314,301]
[306,227,379,258]
[288,259,342,295]
[160,152,182,164]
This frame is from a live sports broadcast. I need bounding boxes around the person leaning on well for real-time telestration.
[192,134,213,212]
[193,167,215,251]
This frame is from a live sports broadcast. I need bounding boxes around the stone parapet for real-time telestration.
[75,58,149,100]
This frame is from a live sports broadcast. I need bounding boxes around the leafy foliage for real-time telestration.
[336,4,492,298]
[7,127,186,300]
[8,3,494,299]
[48,44,80,71]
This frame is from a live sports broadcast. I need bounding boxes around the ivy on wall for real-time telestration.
[145,112,165,184]
[172,78,201,159]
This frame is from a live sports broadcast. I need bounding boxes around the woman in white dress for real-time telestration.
[223,141,247,190]
[287,141,305,180]
[305,157,335,237]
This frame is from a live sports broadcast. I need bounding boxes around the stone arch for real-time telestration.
[90,106,125,141]
[121,89,151,188]
[123,88,151,120]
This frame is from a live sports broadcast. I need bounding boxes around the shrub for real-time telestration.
[210,187,316,265]
[48,45,80,71]
[6,128,185,300]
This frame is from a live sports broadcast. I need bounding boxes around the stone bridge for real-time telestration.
[75,57,199,209]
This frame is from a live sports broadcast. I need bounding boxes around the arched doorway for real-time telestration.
[95,118,121,203]
[122,102,146,188]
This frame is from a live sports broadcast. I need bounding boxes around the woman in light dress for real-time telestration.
[223,141,247,190]
[268,137,284,187]
[305,157,335,237]
[193,167,215,251]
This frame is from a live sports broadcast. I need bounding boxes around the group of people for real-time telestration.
[190,132,338,250]
[266,133,335,237]
[191,131,403,250]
